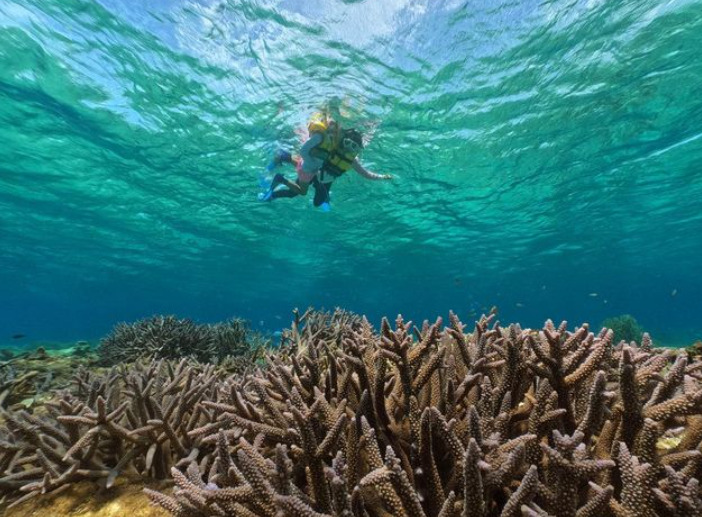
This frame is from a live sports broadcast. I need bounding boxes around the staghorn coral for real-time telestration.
[279,307,366,353]
[0,359,222,510]
[136,311,702,517]
[4,309,702,516]
[98,316,267,366]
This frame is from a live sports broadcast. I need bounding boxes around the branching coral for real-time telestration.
[98,315,267,366]
[280,308,366,353]
[139,312,702,517]
[3,310,702,517]
[0,359,221,509]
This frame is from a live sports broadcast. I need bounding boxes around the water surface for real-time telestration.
[1,0,701,344]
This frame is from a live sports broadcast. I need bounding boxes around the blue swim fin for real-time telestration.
[258,190,273,202]
[258,173,285,202]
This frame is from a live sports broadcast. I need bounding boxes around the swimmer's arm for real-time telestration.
[299,133,324,163]
[352,158,392,180]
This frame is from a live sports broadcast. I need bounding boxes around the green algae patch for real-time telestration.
[5,479,171,517]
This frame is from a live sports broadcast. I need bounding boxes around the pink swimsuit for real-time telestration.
[295,158,316,183]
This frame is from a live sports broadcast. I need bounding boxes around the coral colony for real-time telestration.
[99,315,268,366]
[2,308,702,516]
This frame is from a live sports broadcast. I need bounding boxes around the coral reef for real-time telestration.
[0,346,99,410]
[143,313,702,516]
[98,316,267,366]
[8,478,170,517]
[601,314,644,345]
[279,307,366,352]
[3,310,702,517]
[0,359,221,510]
[687,340,702,360]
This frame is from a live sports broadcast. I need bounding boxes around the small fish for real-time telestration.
[11,334,26,340]
[258,320,264,326]
[541,285,546,290]
[589,293,598,297]
[671,289,677,297]
[603,299,608,304]
[515,302,524,308]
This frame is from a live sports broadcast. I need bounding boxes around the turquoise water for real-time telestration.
[1,0,701,344]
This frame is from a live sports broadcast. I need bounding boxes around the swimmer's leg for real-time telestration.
[271,178,310,199]
[312,178,331,207]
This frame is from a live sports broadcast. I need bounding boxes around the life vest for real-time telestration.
[306,114,359,181]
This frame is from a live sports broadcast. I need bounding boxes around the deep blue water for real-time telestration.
[1,0,701,346]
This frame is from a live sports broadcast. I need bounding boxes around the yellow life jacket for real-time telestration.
[307,114,359,180]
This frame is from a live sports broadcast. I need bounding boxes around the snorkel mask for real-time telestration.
[341,129,363,155]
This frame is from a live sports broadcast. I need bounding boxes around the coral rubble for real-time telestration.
[3,310,702,517]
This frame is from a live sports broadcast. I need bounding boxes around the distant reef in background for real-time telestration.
[97,315,269,368]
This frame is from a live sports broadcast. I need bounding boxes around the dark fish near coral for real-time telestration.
[11,334,26,339]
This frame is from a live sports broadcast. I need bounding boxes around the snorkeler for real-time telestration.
[260,114,392,209]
